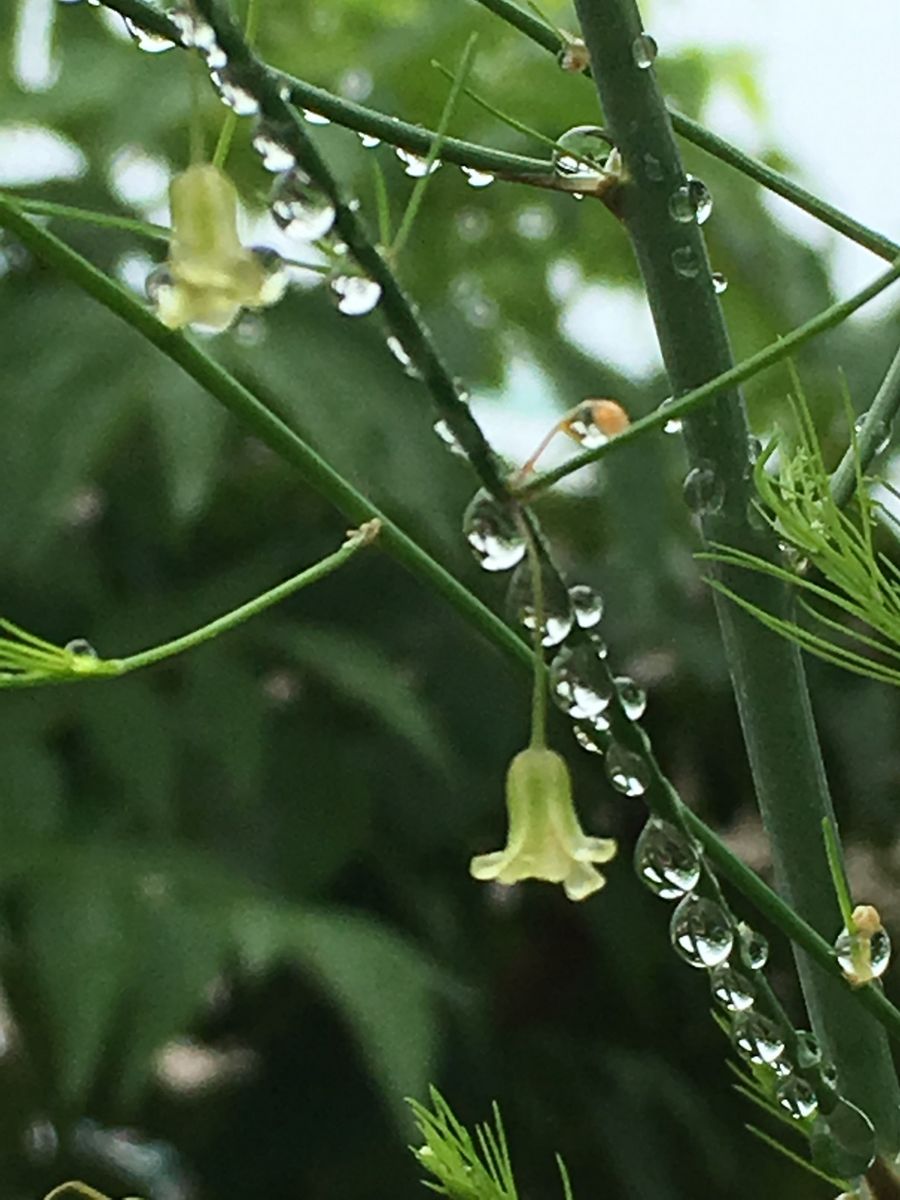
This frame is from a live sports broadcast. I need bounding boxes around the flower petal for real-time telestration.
[563,861,607,902]
[469,850,509,881]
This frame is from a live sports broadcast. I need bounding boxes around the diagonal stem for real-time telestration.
[572,0,900,1151]
[831,343,900,508]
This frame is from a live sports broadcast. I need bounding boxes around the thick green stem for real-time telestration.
[573,0,900,1150]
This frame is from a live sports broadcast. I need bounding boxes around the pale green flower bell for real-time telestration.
[470,747,617,901]
[152,164,287,333]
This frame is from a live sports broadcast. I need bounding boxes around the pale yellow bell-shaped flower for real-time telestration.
[470,747,617,902]
[152,164,287,333]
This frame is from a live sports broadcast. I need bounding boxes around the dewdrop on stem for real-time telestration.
[834,904,891,985]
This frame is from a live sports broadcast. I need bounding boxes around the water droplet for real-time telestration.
[834,921,891,982]
[386,335,421,378]
[672,246,700,279]
[669,175,713,225]
[605,741,650,797]
[462,490,526,573]
[358,131,381,149]
[507,558,574,647]
[329,274,382,316]
[123,16,176,52]
[270,172,336,241]
[682,461,724,515]
[643,153,664,182]
[614,675,646,721]
[659,397,683,434]
[549,644,613,720]
[573,722,609,755]
[553,125,616,184]
[635,818,700,900]
[631,32,658,68]
[145,263,174,305]
[777,1075,820,1118]
[433,419,466,457]
[395,147,441,177]
[302,109,331,126]
[251,120,296,173]
[820,1061,838,1089]
[65,638,98,672]
[210,66,260,116]
[168,3,215,49]
[795,1031,822,1069]
[854,411,891,455]
[461,166,495,189]
[712,271,728,294]
[568,584,603,628]
[250,247,289,306]
[748,435,763,462]
[709,963,756,1012]
[731,1011,785,1065]
[737,922,769,970]
[670,895,734,968]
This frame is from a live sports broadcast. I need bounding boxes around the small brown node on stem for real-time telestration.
[853,904,882,936]
[347,518,382,545]
[557,35,591,73]
[561,398,631,445]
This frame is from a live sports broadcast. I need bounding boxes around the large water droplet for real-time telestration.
[614,675,646,721]
[302,109,331,126]
[834,921,891,982]
[682,461,724,515]
[507,558,574,647]
[631,32,658,68]
[145,263,174,306]
[395,147,440,177]
[854,411,891,455]
[461,166,495,189]
[330,274,382,316]
[249,247,289,306]
[670,895,733,968]
[709,963,756,1012]
[731,1011,785,1065]
[669,175,713,225]
[252,119,297,173]
[795,1031,821,1069]
[776,1077,817,1121]
[270,172,336,241]
[553,125,616,184]
[635,818,700,900]
[712,271,728,295]
[568,583,603,628]
[210,66,260,116]
[124,16,176,52]
[605,741,650,797]
[462,491,526,573]
[549,644,613,720]
[737,922,769,971]
[672,246,700,279]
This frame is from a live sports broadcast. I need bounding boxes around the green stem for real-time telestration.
[1,195,170,240]
[212,0,261,169]
[391,35,479,261]
[822,817,857,934]
[831,343,900,508]
[116,522,378,672]
[517,257,900,498]
[8,193,900,1065]
[467,0,900,263]
[573,0,900,1151]
[520,521,547,748]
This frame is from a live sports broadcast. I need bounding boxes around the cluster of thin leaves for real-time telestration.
[408,1089,573,1200]
[0,618,117,688]
[704,383,900,687]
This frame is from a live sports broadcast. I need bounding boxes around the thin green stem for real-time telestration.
[831,343,900,508]
[573,0,900,1152]
[466,0,900,263]
[372,158,392,248]
[117,522,378,672]
[212,0,261,169]
[8,193,900,1067]
[519,519,547,749]
[517,257,900,498]
[822,818,857,934]
[189,52,205,165]
[391,35,479,261]
[0,195,170,240]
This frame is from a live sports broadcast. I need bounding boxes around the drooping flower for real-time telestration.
[149,164,287,333]
[470,747,617,902]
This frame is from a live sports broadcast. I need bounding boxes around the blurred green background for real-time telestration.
[1,1,899,1197]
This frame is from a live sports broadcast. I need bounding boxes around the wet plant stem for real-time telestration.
[573,0,900,1151]
[518,516,548,749]
[6,191,900,1059]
